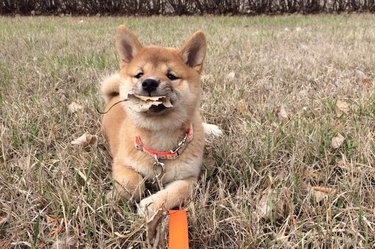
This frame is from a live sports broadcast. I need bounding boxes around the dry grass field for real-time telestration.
[1,15,374,248]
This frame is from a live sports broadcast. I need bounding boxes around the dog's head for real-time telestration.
[115,25,206,130]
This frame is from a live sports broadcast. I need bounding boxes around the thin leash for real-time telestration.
[96,98,128,114]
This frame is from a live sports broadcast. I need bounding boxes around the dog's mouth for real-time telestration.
[125,92,174,115]
[147,103,169,114]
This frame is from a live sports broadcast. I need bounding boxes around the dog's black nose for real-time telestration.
[142,79,159,93]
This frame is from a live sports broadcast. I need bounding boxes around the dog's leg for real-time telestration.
[112,163,145,201]
[138,177,197,217]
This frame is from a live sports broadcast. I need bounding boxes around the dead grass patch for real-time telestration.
[0,15,374,248]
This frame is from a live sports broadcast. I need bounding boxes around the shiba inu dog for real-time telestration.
[101,25,220,217]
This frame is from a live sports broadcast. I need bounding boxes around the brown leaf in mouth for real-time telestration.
[127,93,173,112]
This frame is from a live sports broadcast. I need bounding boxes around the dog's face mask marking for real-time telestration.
[115,26,206,120]
[125,49,186,113]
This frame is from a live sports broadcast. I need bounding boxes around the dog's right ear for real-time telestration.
[179,31,206,73]
[115,25,143,67]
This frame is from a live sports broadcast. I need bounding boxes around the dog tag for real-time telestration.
[153,156,165,190]
[153,160,165,177]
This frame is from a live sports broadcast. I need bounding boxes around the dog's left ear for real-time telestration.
[179,31,206,73]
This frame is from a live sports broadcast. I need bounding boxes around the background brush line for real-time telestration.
[1,0,375,15]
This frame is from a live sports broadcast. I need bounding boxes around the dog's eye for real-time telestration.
[167,73,178,81]
[134,72,144,79]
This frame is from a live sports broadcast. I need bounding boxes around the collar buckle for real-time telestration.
[171,134,188,154]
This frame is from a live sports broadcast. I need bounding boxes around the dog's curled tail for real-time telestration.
[101,73,121,103]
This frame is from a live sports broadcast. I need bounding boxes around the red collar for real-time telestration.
[135,125,193,161]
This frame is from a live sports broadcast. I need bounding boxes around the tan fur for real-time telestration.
[100,73,121,102]
[101,25,207,217]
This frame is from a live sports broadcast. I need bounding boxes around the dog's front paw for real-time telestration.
[138,196,159,218]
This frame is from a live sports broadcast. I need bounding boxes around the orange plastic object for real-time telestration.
[168,209,189,249]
